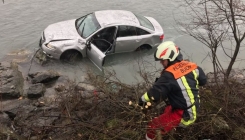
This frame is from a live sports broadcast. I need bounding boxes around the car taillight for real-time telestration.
[160,34,164,41]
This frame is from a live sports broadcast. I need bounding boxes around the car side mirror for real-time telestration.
[86,40,92,50]
[87,45,91,50]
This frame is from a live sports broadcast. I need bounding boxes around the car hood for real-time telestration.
[44,19,81,41]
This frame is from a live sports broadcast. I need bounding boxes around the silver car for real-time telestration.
[39,10,164,70]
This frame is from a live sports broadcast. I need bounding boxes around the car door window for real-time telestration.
[117,26,137,37]
[136,27,150,35]
[92,27,116,52]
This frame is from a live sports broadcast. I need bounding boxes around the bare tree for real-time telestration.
[177,0,245,82]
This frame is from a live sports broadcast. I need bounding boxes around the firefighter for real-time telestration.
[138,41,207,140]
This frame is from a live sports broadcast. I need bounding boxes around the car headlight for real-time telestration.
[46,43,56,49]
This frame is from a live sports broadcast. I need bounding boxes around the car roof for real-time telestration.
[94,10,140,27]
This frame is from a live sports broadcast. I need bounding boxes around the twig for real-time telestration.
[43,122,130,140]
[28,48,40,74]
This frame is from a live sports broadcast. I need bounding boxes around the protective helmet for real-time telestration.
[154,41,180,62]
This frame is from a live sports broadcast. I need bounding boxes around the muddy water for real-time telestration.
[0,0,245,84]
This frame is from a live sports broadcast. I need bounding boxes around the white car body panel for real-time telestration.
[95,10,140,28]
[86,43,106,70]
[40,10,164,70]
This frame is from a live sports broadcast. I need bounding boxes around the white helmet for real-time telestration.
[154,41,180,62]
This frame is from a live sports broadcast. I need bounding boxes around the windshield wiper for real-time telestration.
[81,23,86,37]
[76,15,87,30]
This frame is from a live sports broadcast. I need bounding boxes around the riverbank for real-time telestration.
[1,51,245,140]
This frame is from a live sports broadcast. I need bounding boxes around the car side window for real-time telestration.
[136,27,150,35]
[117,26,137,37]
[94,27,116,44]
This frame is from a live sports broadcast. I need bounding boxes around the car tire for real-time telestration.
[60,50,82,62]
[135,45,152,51]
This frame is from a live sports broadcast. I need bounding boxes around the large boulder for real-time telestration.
[27,83,46,99]
[0,61,24,99]
[28,70,60,84]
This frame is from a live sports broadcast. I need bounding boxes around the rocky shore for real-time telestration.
[0,51,108,140]
[1,50,245,140]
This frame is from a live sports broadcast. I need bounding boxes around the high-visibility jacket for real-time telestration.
[144,60,207,125]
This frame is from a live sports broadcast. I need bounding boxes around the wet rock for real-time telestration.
[0,112,11,125]
[33,101,45,107]
[28,70,60,84]
[27,83,46,99]
[3,111,16,120]
[1,99,29,113]
[34,49,49,65]
[52,76,70,92]
[0,61,24,99]
[55,84,66,92]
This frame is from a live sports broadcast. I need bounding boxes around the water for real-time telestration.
[0,0,245,84]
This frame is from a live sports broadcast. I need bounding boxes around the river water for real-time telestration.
[0,0,245,84]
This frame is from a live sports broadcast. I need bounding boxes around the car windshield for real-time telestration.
[75,13,101,38]
[134,14,154,31]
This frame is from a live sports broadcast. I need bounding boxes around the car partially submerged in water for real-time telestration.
[39,10,164,70]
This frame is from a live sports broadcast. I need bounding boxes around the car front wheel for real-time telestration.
[60,50,82,62]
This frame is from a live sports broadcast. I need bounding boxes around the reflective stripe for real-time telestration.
[144,92,150,102]
[193,69,199,89]
[194,69,201,106]
[181,76,195,105]
[181,105,197,126]
[177,79,192,107]
[179,71,198,126]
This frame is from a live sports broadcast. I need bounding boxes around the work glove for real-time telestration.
[138,97,146,107]
[138,97,152,110]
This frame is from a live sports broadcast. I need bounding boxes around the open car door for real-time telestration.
[86,42,106,70]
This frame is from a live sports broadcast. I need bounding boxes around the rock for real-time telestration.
[0,112,11,125]
[28,70,60,84]
[33,101,45,107]
[0,61,24,99]
[76,82,96,91]
[1,98,30,116]
[34,49,49,65]
[27,83,46,99]
[54,84,66,92]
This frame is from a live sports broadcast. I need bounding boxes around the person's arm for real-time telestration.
[197,66,207,86]
[139,72,172,105]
